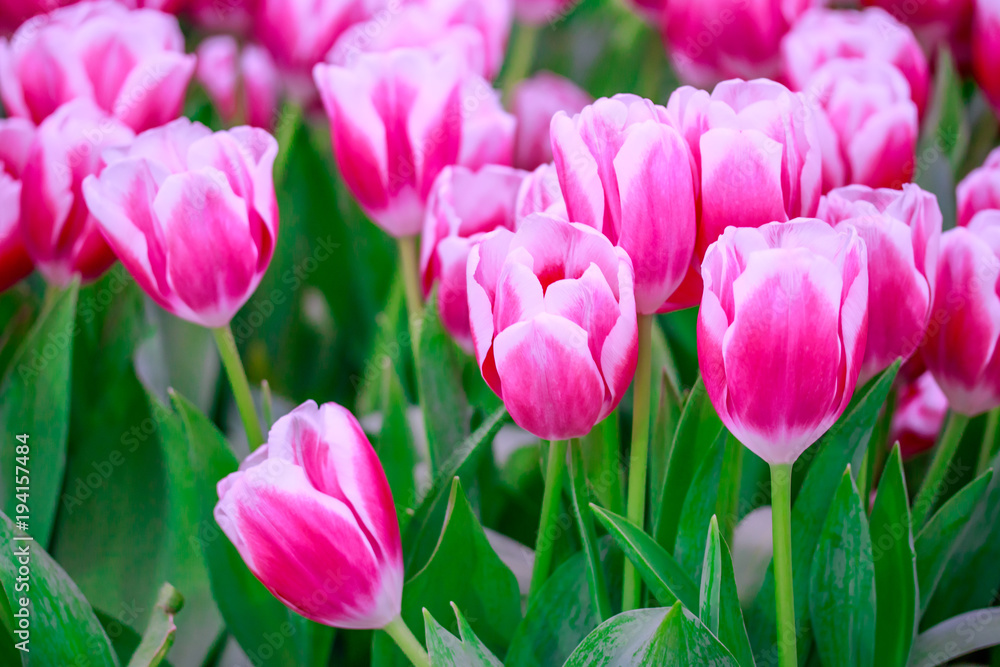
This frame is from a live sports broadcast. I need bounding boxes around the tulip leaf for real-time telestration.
[870,446,918,667]
[675,430,728,580]
[125,583,183,667]
[170,391,333,667]
[564,603,739,666]
[907,607,1000,667]
[568,440,611,622]
[747,361,897,664]
[915,470,993,615]
[809,469,875,667]
[591,504,700,610]
[700,516,755,667]
[378,369,418,529]
[0,511,119,666]
[424,603,502,667]
[0,282,78,548]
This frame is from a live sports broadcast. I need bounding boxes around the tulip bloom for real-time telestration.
[957,147,1000,227]
[551,94,697,314]
[0,118,34,293]
[0,1,195,132]
[196,36,280,130]
[21,100,134,285]
[974,0,1000,117]
[818,184,941,383]
[468,214,638,439]
[861,0,973,64]
[515,162,566,222]
[313,49,514,238]
[922,211,1000,415]
[215,400,403,629]
[421,165,527,350]
[698,219,869,464]
[82,118,279,328]
[511,71,592,170]
[891,371,949,459]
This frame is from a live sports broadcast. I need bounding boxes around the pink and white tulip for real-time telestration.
[0,1,195,132]
[21,100,133,285]
[0,118,34,292]
[196,36,280,130]
[782,8,930,115]
[922,210,1000,416]
[890,371,949,459]
[511,71,591,170]
[421,164,527,350]
[957,147,1000,227]
[551,94,698,314]
[861,0,973,64]
[313,49,514,238]
[515,162,566,222]
[468,214,638,439]
[974,0,1000,117]
[698,219,869,464]
[215,400,403,629]
[82,118,279,328]
[818,184,941,383]
[514,0,576,25]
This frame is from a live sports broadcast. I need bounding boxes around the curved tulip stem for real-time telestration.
[383,615,430,667]
[770,462,796,667]
[529,439,568,600]
[912,411,971,527]
[397,236,424,350]
[212,324,265,451]
[502,23,540,100]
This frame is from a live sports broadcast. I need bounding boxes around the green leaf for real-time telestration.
[808,469,875,667]
[675,430,728,580]
[568,440,611,622]
[870,446,918,667]
[591,504,699,610]
[126,583,183,667]
[374,478,521,667]
[424,603,503,667]
[915,470,993,615]
[379,369,418,528]
[700,517,722,635]
[748,361,898,664]
[908,608,1000,667]
[700,516,755,667]
[0,282,78,547]
[0,511,119,666]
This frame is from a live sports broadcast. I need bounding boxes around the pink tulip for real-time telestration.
[513,0,576,25]
[861,0,973,64]
[818,184,941,383]
[21,100,133,285]
[188,0,254,34]
[0,0,77,31]
[82,118,279,328]
[782,7,930,115]
[196,36,280,130]
[515,162,566,222]
[890,371,949,459]
[551,94,697,314]
[0,117,34,292]
[699,219,869,464]
[662,0,816,87]
[0,1,195,132]
[974,0,1000,117]
[468,213,638,439]
[922,210,1000,416]
[215,400,403,629]
[957,147,1000,227]
[802,59,918,190]
[421,164,527,351]
[313,48,514,238]
[511,71,591,170]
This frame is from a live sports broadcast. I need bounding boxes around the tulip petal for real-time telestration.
[113,52,196,132]
[550,111,605,232]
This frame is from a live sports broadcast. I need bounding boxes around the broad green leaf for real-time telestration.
[126,583,183,667]
[591,504,699,610]
[700,517,722,635]
[424,603,502,667]
[908,608,1000,667]
[870,446,918,667]
[701,516,755,667]
[808,469,875,667]
[748,361,897,664]
[0,511,119,666]
[649,323,682,528]
[379,369,418,528]
[568,440,611,622]
[915,470,993,615]
[0,282,78,547]
[675,430,728,579]
[0,579,18,665]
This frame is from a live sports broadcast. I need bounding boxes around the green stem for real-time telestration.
[260,379,274,430]
[397,236,424,350]
[529,439,568,599]
[912,411,971,527]
[602,411,623,516]
[622,313,653,612]
[382,615,429,667]
[977,407,1000,475]
[502,23,540,100]
[212,324,264,450]
[568,438,611,622]
[718,439,743,544]
[770,463,796,667]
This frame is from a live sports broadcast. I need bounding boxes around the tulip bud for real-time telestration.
[196,36,280,130]
[421,164,527,350]
[0,2,195,132]
[82,117,279,327]
[890,371,949,459]
[468,214,638,439]
[313,49,514,238]
[215,400,403,629]
[818,184,941,383]
[511,71,591,170]
[974,0,1000,117]
[551,94,697,314]
[698,219,869,464]
[922,210,1000,416]
[0,117,34,292]
[956,146,1000,227]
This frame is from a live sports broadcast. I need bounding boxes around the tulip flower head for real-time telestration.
[0,117,35,292]
[215,400,403,629]
[957,147,1000,227]
[196,36,280,130]
[698,219,869,464]
[974,0,1000,117]
[468,214,638,439]
[891,371,949,459]
[514,162,566,222]
[511,71,591,170]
